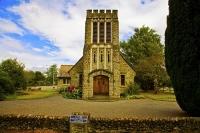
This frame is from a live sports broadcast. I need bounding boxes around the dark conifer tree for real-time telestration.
[165,0,200,116]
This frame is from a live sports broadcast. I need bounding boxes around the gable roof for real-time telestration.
[68,56,83,73]
[120,53,136,72]
[57,65,73,78]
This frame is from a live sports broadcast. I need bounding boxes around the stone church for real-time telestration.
[57,10,136,99]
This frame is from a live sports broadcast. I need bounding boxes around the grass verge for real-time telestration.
[140,92,176,102]
[6,89,57,100]
[125,95,146,99]
[5,89,176,102]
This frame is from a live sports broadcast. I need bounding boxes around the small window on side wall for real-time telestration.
[108,51,110,62]
[63,79,66,84]
[100,51,103,62]
[121,75,125,86]
[79,74,83,86]
[94,51,96,63]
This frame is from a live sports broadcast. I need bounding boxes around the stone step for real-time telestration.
[87,95,119,102]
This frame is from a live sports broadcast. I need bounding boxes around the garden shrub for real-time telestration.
[58,86,70,94]
[126,82,142,95]
[120,93,128,98]
[165,0,200,116]
[63,86,82,99]
[0,88,6,101]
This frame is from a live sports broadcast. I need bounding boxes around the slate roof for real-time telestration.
[57,65,73,78]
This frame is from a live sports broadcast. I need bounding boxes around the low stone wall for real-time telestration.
[89,117,200,133]
[0,114,200,133]
[0,114,70,132]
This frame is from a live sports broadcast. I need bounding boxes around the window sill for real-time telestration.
[120,85,126,88]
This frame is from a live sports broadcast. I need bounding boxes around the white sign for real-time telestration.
[70,115,88,123]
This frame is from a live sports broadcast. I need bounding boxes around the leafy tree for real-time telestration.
[0,69,14,100]
[120,26,169,91]
[0,69,14,93]
[33,71,45,86]
[24,70,45,86]
[45,64,58,86]
[165,0,200,116]
[24,70,35,86]
[0,58,27,92]
[120,25,163,66]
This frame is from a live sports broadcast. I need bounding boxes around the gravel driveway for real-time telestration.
[0,95,189,118]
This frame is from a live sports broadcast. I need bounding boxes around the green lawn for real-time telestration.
[140,91,176,102]
[159,87,174,93]
[125,94,146,99]
[5,88,176,102]
[122,92,176,102]
[6,89,57,100]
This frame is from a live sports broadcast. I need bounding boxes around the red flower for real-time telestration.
[68,86,75,92]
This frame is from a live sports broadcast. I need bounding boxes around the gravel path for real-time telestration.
[0,95,189,118]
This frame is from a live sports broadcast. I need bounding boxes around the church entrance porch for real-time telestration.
[93,75,109,95]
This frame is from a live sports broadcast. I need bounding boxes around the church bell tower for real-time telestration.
[82,10,121,99]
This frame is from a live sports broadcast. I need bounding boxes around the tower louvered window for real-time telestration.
[99,22,104,43]
[93,22,98,43]
[93,22,111,43]
[106,22,111,43]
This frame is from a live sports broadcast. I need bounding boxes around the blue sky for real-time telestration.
[0,0,168,72]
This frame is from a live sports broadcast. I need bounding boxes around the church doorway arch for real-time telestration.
[93,75,109,95]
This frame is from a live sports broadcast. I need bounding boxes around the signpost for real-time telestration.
[69,115,88,133]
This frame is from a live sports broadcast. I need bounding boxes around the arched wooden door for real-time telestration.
[93,75,109,95]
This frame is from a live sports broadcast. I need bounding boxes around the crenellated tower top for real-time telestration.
[84,9,119,45]
[86,9,118,19]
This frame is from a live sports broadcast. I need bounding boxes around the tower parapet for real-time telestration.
[85,9,119,45]
[86,9,118,19]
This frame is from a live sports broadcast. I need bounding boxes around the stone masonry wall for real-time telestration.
[82,10,123,99]
[69,58,83,87]
[0,114,70,132]
[119,55,136,93]
[57,78,64,89]
[0,114,200,133]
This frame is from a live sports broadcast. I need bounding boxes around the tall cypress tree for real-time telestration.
[165,0,200,116]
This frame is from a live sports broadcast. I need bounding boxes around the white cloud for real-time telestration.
[0,49,69,72]
[44,46,51,51]
[32,47,43,52]
[8,0,85,62]
[1,0,168,70]
[0,18,24,36]
[0,35,24,50]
